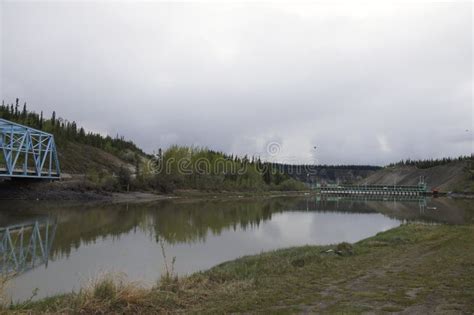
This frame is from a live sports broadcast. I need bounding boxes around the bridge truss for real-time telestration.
[0,118,60,179]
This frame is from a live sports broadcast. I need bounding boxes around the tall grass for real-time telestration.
[157,236,178,292]
[36,273,149,314]
[82,273,146,311]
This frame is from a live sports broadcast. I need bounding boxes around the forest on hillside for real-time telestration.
[0,98,145,158]
[388,156,471,169]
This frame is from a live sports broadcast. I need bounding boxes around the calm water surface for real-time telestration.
[0,196,472,301]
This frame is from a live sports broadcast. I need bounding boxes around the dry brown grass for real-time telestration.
[21,273,151,314]
[81,273,148,312]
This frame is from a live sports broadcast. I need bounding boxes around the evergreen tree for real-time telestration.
[21,102,27,121]
[39,111,43,129]
[51,111,56,127]
[15,98,19,116]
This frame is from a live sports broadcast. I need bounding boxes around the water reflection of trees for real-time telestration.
[7,199,298,258]
[146,199,278,244]
[1,196,471,261]
[44,198,308,254]
[50,204,148,258]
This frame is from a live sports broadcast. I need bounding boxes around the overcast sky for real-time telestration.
[1,1,472,165]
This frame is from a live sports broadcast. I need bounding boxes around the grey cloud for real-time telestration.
[1,1,472,165]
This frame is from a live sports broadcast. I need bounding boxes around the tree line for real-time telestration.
[0,98,145,157]
[387,156,471,169]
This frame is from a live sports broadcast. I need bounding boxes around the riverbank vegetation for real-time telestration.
[135,145,307,193]
[8,223,474,313]
[77,145,308,193]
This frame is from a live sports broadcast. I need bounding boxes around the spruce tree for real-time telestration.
[39,111,43,129]
[51,111,56,127]
[15,98,19,116]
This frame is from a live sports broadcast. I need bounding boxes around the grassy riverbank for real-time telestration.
[6,223,474,314]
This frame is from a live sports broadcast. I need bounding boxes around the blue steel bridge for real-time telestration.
[0,118,60,179]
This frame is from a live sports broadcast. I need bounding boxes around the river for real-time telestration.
[0,196,472,302]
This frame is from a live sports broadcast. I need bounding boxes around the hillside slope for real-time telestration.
[57,142,137,176]
[360,160,473,192]
[1,99,147,177]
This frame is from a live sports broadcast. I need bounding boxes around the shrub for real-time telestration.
[100,175,119,191]
[117,166,131,190]
[275,179,307,191]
